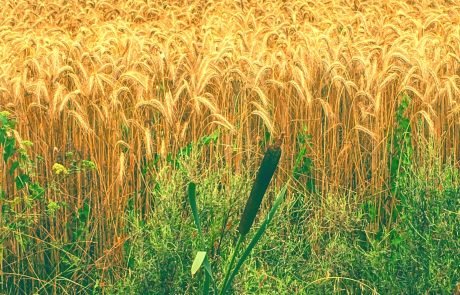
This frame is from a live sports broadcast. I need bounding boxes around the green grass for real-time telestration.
[106,145,459,294]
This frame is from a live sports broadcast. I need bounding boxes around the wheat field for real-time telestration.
[1,0,459,293]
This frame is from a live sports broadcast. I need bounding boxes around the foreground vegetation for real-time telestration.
[1,110,459,294]
[1,0,459,294]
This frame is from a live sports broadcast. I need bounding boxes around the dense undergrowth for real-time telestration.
[107,146,460,294]
[1,107,459,294]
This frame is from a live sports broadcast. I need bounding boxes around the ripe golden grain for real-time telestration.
[0,0,458,285]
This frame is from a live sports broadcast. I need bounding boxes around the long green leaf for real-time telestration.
[203,267,211,295]
[188,182,201,234]
[187,182,215,292]
[219,235,244,294]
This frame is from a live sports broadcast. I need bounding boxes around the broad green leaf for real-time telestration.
[9,161,19,176]
[4,138,16,162]
[191,251,207,276]
[15,174,31,190]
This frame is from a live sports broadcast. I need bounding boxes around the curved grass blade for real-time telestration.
[188,182,202,234]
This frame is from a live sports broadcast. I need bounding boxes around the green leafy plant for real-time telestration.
[1,111,46,292]
[1,111,99,294]
[0,111,44,227]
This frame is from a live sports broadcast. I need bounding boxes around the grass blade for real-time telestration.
[188,182,202,235]
[187,182,215,292]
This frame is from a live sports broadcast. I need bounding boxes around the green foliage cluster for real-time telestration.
[1,111,45,264]
[0,111,98,294]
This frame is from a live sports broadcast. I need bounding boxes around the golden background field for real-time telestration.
[1,0,459,289]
